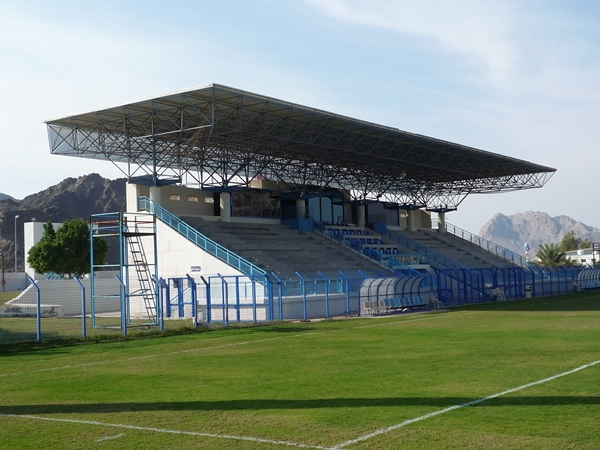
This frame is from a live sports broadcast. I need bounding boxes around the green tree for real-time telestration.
[580,239,592,249]
[27,219,109,277]
[559,230,581,252]
[535,243,569,266]
[27,221,59,274]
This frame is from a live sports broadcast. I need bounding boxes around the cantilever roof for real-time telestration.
[46,83,555,208]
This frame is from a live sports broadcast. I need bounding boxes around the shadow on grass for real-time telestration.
[451,292,600,312]
[2,396,599,415]
[257,326,318,333]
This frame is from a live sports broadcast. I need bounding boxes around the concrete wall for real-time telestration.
[1,272,27,291]
[127,183,215,216]
[414,210,432,229]
[150,219,243,280]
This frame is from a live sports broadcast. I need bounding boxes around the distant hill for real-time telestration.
[0,173,126,272]
[0,193,19,203]
[479,211,600,256]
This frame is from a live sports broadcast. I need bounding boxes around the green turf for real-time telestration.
[0,291,20,306]
[1,293,599,449]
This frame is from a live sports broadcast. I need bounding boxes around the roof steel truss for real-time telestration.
[46,84,555,209]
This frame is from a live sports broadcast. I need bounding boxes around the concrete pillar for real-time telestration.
[221,192,231,222]
[149,186,162,206]
[398,209,406,231]
[437,212,446,233]
[296,199,306,220]
[357,204,366,228]
[407,209,416,232]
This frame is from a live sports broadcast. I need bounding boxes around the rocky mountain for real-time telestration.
[0,173,126,272]
[479,211,600,256]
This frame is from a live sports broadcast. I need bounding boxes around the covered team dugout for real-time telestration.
[46,83,555,225]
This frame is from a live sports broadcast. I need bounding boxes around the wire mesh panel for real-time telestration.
[0,282,38,343]
[204,275,270,324]
[0,278,129,344]
[270,274,360,321]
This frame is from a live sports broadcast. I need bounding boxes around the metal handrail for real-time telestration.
[138,197,266,277]
[445,222,527,267]
[372,223,470,272]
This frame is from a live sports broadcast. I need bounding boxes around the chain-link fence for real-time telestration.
[0,266,584,345]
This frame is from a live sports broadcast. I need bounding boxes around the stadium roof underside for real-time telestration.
[46,83,555,210]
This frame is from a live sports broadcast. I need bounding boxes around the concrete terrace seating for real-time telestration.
[180,217,397,280]
[400,229,519,269]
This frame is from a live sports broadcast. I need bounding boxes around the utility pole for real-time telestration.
[14,214,20,273]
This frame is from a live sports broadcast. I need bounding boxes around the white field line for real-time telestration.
[0,311,474,379]
[96,433,125,442]
[0,414,329,450]
[332,359,600,449]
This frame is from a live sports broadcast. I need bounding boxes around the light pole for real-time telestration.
[14,215,20,273]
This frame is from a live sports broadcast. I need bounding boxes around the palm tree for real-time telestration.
[535,243,569,266]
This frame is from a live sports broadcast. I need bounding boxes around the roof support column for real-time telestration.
[357,204,366,229]
[437,212,446,233]
[221,192,232,222]
[296,199,306,220]
[149,186,162,206]
[398,210,406,231]
[407,209,416,232]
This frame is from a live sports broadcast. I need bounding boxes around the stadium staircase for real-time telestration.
[180,216,395,280]
[398,229,518,269]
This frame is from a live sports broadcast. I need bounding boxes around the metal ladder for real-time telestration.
[126,228,156,323]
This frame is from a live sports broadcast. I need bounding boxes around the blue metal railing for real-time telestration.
[138,197,266,277]
[445,222,528,267]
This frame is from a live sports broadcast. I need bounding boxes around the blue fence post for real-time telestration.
[317,271,329,318]
[250,276,257,323]
[235,276,241,323]
[270,272,283,320]
[186,274,198,329]
[26,275,41,342]
[217,273,229,327]
[164,278,172,318]
[200,276,210,324]
[339,270,350,316]
[153,276,167,331]
[114,275,127,336]
[295,272,307,321]
[74,276,87,339]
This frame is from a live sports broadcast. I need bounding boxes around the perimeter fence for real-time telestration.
[0,266,589,345]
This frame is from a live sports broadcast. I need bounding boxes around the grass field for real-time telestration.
[0,291,19,306]
[1,292,599,449]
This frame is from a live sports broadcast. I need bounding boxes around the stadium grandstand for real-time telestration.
[37,82,577,329]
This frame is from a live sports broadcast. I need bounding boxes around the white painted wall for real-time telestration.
[127,182,215,216]
[152,219,243,280]
[24,221,63,280]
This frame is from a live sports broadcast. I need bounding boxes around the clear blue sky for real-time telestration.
[1,0,599,233]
